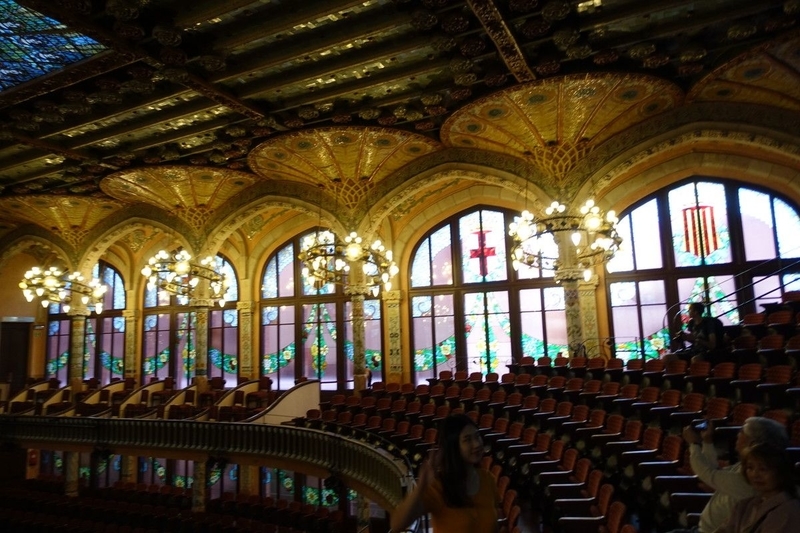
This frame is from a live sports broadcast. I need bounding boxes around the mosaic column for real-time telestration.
[578,276,601,357]
[192,460,207,512]
[383,290,402,383]
[192,302,210,392]
[557,279,584,354]
[345,283,369,395]
[64,451,80,497]
[68,304,90,392]
[237,301,254,380]
[122,309,139,381]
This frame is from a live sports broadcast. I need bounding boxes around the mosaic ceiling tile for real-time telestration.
[689,35,800,110]
[100,166,259,231]
[0,195,125,247]
[248,127,442,211]
[440,73,683,185]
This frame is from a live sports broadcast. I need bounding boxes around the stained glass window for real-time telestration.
[0,0,107,91]
[261,230,375,391]
[608,179,800,359]
[85,262,125,383]
[209,256,239,383]
[410,207,566,384]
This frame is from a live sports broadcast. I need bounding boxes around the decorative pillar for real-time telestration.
[578,276,601,357]
[68,304,90,392]
[345,283,369,395]
[192,460,207,513]
[192,303,210,392]
[238,465,260,496]
[122,309,139,380]
[237,301,254,380]
[64,451,80,497]
[383,290,402,383]
[120,455,136,484]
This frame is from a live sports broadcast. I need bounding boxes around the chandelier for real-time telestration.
[508,199,622,281]
[141,249,230,306]
[298,230,399,296]
[19,267,107,313]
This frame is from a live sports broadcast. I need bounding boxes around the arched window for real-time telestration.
[142,254,236,387]
[606,179,800,360]
[409,207,568,385]
[85,261,126,383]
[209,258,239,384]
[46,261,125,384]
[260,231,384,391]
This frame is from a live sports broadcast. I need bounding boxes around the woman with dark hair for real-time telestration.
[713,443,800,533]
[390,413,499,532]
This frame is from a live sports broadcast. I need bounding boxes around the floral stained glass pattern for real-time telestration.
[0,0,107,91]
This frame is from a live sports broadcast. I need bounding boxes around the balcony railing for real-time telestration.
[0,415,409,510]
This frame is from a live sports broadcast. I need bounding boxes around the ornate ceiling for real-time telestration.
[1,0,799,239]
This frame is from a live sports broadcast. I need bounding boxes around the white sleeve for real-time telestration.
[688,443,752,498]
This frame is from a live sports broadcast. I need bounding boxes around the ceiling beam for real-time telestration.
[466,0,536,82]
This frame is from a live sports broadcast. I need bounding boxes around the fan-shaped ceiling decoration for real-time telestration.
[248,127,442,212]
[440,73,683,191]
[101,166,259,232]
[688,34,800,111]
[0,195,125,247]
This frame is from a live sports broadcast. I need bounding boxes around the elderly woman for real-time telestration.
[713,443,800,533]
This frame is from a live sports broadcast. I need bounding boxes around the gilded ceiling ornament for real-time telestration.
[159,67,189,83]
[519,19,551,39]
[432,36,458,52]
[377,116,398,126]
[411,10,439,31]
[87,91,123,105]
[459,38,486,57]
[232,138,252,148]
[161,148,180,161]
[484,72,508,87]
[449,56,474,73]
[197,55,227,72]
[450,87,472,100]
[509,0,539,13]
[553,29,579,50]
[592,49,619,65]
[358,107,381,120]
[284,117,304,128]
[442,12,470,34]
[59,102,92,115]
[764,16,795,32]
[535,59,561,75]
[105,0,139,20]
[14,121,39,132]
[404,110,424,122]
[392,105,408,118]
[727,23,757,40]
[152,25,183,47]
[415,120,437,130]
[96,78,121,91]
[425,105,448,116]
[143,154,162,164]
[160,47,188,66]
[542,1,571,22]
[227,161,246,170]
[643,53,670,69]
[628,43,656,59]
[63,90,86,102]
[0,129,14,141]
[208,152,227,164]
[225,126,247,137]
[420,92,443,106]
[120,79,154,94]
[113,21,145,40]
[34,100,59,113]
[454,72,478,86]
[257,116,281,129]
[786,0,800,15]
[34,112,64,124]
[190,156,208,165]
[332,114,353,123]
[566,44,592,60]
[252,127,273,137]
[677,63,704,77]
[679,47,707,63]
